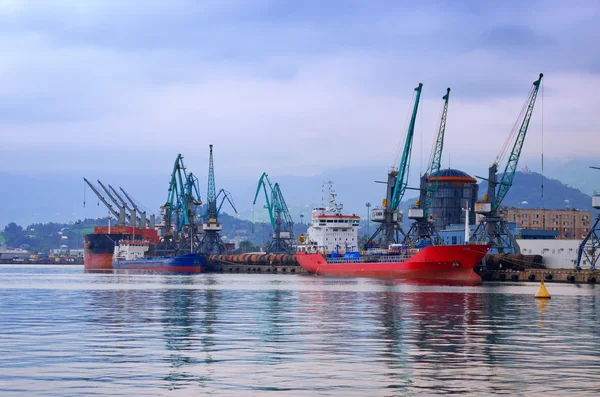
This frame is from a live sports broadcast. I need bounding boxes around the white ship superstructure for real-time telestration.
[297,184,360,255]
[113,240,150,261]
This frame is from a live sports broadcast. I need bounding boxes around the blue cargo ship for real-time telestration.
[113,253,207,273]
[112,240,206,273]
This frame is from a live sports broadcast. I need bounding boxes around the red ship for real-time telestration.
[296,244,490,282]
[84,226,159,271]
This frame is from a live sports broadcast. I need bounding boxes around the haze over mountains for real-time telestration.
[1,157,597,229]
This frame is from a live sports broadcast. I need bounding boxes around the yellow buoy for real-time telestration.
[535,280,551,299]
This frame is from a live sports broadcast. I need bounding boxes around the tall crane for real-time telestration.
[200,145,237,255]
[367,83,423,249]
[576,166,600,270]
[253,172,295,253]
[159,154,203,254]
[472,73,543,259]
[406,88,451,247]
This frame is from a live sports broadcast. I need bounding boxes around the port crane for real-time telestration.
[576,166,600,270]
[160,154,203,254]
[367,83,423,249]
[406,88,451,247]
[253,172,295,253]
[83,178,127,225]
[118,187,156,230]
[199,145,238,255]
[471,73,543,260]
[83,178,156,229]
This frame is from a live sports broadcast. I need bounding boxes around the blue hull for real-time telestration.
[113,253,207,273]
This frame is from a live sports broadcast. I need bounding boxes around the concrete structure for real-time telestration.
[504,208,593,239]
[428,169,478,230]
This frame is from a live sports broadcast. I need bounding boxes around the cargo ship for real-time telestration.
[112,239,206,273]
[83,226,159,270]
[296,244,490,281]
[296,184,490,281]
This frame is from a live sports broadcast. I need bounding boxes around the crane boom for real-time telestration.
[217,189,237,214]
[83,178,122,223]
[253,172,276,227]
[391,83,423,211]
[494,73,543,210]
[109,184,130,210]
[424,87,450,216]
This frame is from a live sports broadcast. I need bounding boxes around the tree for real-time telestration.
[235,240,259,254]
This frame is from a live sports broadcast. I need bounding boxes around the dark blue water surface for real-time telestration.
[1,264,599,396]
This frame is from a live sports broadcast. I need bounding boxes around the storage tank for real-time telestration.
[427,168,478,230]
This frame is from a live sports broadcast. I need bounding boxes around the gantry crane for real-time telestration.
[253,172,295,253]
[406,88,451,247]
[199,145,238,255]
[576,166,600,270]
[367,83,423,249]
[472,73,543,260]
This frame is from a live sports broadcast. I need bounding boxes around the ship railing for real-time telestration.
[326,254,413,264]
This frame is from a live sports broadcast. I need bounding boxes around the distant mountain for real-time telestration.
[480,171,595,212]
[1,166,597,229]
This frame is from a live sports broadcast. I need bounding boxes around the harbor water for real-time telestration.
[1,264,599,396]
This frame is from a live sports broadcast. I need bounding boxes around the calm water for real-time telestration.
[1,265,599,396]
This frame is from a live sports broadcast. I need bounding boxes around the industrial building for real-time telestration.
[504,208,592,239]
[427,169,478,230]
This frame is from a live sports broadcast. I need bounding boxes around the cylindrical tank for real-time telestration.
[427,169,479,230]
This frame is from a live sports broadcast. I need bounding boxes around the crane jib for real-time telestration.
[494,73,543,210]
[391,83,423,211]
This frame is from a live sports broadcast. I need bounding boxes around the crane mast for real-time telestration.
[425,88,450,216]
[200,145,237,255]
[367,83,423,249]
[406,88,450,247]
[472,73,543,259]
[576,166,600,270]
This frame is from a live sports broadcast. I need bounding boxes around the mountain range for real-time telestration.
[1,159,598,229]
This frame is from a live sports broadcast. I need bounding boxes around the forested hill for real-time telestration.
[480,171,594,211]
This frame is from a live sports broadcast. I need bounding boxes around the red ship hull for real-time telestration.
[296,244,490,282]
[83,252,113,271]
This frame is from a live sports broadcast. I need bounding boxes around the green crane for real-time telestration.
[367,83,423,248]
[472,73,543,259]
[159,154,203,254]
[406,88,451,247]
[253,172,294,253]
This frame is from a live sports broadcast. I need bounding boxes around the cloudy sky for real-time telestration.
[0,0,599,180]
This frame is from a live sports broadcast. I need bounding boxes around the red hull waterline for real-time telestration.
[296,244,490,282]
[84,252,113,271]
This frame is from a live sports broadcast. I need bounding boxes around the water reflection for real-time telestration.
[2,268,600,396]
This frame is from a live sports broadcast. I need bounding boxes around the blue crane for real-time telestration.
[162,154,202,235]
[472,73,543,257]
[406,88,451,247]
[200,145,237,255]
[367,83,423,248]
[253,172,294,253]
[576,166,600,270]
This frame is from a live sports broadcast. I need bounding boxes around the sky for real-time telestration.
[0,0,599,182]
